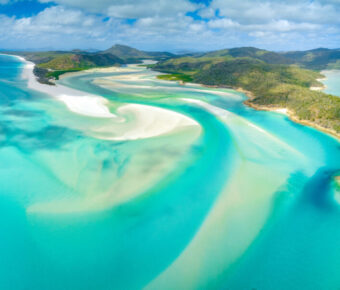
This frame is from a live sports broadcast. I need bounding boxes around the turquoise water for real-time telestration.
[320,70,340,97]
[0,55,340,290]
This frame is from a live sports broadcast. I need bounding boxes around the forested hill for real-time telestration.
[101,44,174,62]
[151,47,340,137]
[186,47,340,69]
[282,48,340,70]
[4,44,174,84]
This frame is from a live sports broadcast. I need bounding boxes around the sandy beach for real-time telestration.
[21,59,117,118]
[105,104,199,141]
[310,85,326,91]
[17,56,200,140]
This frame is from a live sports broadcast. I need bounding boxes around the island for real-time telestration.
[151,47,340,138]
[3,45,340,138]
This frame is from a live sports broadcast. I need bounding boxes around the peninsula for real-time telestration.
[151,47,340,138]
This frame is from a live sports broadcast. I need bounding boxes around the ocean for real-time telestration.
[0,54,339,290]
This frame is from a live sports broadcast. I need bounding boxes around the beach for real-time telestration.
[18,57,200,141]
[21,59,117,118]
[319,70,340,97]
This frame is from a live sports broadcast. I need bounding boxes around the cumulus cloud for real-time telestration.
[208,0,339,25]
[208,18,240,29]
[0,6,118,49]
[107,0,196,18]
[0,0,339,51]
[38,0,198,18]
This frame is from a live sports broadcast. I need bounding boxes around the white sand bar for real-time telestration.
[17,56,201,140]
[105,104,199,141]
[21,60,116,118]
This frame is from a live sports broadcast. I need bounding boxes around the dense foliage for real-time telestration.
[37,53,124,70]
[152,52,340,135]
[282,48,340,70]
[101,44,173,62]
[6,45,174,83]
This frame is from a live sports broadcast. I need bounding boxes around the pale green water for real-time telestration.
[0,55,340,290]
[320,70,340,97]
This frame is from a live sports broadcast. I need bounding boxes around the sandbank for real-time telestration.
[20,59,117,118]
[16,55,201,141]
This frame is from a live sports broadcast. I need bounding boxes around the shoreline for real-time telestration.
[310,75,327,91]
[12,55,200,140]
[9,54,340,141]
[181,81,340,140]
[57,65,140,80]
[244,100,340,140]
[17,56,118,119]
[310,84,326,91]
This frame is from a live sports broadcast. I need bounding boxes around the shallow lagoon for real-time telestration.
[0,55,339,290]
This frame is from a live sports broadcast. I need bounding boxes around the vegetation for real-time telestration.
[152,50,340,136]
[5,44,174,83]
[33,66,54,85]
[282,48,340,70]
[157,73,193,82]
[201,47,294,65]
[167,46,340,69]
[46,68,87,80]
[4,44,340,135]
[101,44,174,62]
[37,53,124,70]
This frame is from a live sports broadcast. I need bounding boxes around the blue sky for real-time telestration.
[0,0,339,51]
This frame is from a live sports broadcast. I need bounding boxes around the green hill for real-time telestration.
[202,47,293,65]
[282,48,340,70]
[7,44,174,84]
[102,44,174,62]
[152,50,340,137]
[37,53,124,70]
[102,44,149,61]
[193,46,340,69]
[13,51,125,83]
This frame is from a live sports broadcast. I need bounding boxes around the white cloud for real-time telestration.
[209,0,339,25]
[39,0,198,18]
[198,7,216,19]
[208,18,240,29]
[0,6,117,49]
[107,0,196,18]
[0,0,339,51]
[246,20,322,33]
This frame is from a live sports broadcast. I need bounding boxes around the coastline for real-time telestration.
[17,55,118,119]
[158,75,340,140]
[12,55,200,140]
[310,84,326,91]
[8,54,340,141]
[310,75,327,91]
[318,70,340,97]
[182,81,340,140]
[244,99,340,140]
[57,65,140,80]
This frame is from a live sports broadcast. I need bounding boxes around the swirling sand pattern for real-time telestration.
[0,55,339,290]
